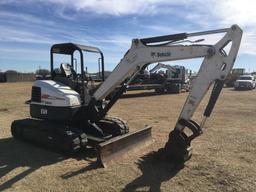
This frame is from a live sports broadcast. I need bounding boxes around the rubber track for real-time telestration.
[11,119,88,155]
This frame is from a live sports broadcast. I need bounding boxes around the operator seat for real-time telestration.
[53,63,78,90]
[60,63,77,80]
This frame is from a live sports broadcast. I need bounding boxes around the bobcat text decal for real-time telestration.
[151,52,171,58]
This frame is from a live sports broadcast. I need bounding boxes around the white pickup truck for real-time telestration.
[234,75,256,90]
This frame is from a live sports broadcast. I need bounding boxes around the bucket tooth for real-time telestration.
[96,126,152,168]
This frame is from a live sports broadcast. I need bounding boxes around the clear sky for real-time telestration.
[0,0,255,73]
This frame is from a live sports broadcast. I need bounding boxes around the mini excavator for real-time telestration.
[11,25,242,167]
[128,62,189,93]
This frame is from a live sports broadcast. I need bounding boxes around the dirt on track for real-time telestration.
[0,82,255,192]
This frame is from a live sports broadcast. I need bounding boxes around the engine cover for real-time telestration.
[30,80,81,121]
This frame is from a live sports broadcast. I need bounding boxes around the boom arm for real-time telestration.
[93,24,242,162]
[94,25,242,102]
[94,43,210,100]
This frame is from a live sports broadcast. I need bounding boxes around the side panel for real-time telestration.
[30,104,80,121]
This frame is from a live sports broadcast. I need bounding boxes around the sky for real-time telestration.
[0,0,255,73]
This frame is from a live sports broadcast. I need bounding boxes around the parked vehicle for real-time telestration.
[234,75,256,90]
[225,68,245,87]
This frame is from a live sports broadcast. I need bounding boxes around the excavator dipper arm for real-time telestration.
[93,25,242,165]
[164,25,243,162]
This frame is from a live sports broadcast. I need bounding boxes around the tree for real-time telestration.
[35,69,50,76]
[5,70,18,74]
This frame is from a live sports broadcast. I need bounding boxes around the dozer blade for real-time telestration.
[96,126,152,167]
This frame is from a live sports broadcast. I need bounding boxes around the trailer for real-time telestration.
[127,63,190,94]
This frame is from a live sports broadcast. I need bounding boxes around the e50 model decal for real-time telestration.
[151,52,171,58]
[40,108,48,115]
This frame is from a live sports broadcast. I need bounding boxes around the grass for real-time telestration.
[0,82,255,191]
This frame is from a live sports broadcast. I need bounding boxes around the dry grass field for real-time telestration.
[0,82,255,192]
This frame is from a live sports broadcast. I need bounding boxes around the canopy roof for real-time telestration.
[51,43,102,54]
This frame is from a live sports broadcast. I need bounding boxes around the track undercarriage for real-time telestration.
[11,116,152,167]
[11,116,129,153]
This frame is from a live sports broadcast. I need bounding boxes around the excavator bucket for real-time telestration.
[96,126,152,167]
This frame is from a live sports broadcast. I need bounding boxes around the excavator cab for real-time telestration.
[50,43,105,103]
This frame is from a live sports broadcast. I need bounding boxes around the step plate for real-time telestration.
[96,126,152,167]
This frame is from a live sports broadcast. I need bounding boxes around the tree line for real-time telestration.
[0,69,50,82]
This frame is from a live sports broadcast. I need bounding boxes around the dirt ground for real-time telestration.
[0,82,255,192]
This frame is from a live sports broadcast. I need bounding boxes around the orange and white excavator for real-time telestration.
[11,25,242,167]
